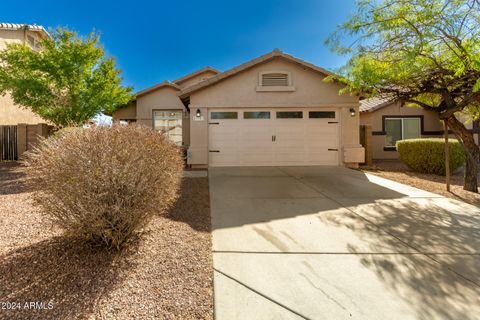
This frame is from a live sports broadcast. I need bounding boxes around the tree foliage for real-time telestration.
[327,0,480,107]
[327,0,480,192]
[0,28,133,127]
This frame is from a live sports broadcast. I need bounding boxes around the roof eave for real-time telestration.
[136,81,180,97]
[173,66,221,84]
[0,23,51,39]
[178,49,350,100]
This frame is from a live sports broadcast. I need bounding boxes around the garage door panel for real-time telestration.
[239,146,275,154]
[276,126,304,134]
[306,124,338,135]
[209,127,239,140]
[275,145,305,153]
[309,140,338,149]
[209,150,238,165]
[210,138,239,149]
[308,151,338,163]
[276,141,306,149]
[209,109,339,167]
[240,136,274,148]
[241,123,271,133]
[275,152,306,164]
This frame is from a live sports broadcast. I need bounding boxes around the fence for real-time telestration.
[0,126,18,161]
[0,123,54,162]
[359,124,373,166]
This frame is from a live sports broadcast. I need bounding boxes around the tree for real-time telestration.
[327,0,480,192]
[0,28,133,127]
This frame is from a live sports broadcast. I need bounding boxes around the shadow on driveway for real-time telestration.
[210,166,408,230]
[210,166,480,319]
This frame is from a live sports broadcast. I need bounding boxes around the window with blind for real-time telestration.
[153,110,183,146]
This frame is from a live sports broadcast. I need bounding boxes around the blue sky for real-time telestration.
[2,0,356,91]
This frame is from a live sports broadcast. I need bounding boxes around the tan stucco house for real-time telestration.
[113,50,365,168]
[0,23,50,125]
[360,97,479,160]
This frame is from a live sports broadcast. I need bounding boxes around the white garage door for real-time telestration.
[208,109,339,167]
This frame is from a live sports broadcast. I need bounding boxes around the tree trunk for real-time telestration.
[445,115,479,193]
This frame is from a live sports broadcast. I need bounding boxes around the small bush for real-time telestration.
[24,125,183,249]
[396,138,465,175]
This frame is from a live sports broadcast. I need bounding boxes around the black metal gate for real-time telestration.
[0,125,18,161]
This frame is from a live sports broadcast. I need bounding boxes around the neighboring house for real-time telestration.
[0,23,50,125]
[360,97,479,160]
[112,49,364,168]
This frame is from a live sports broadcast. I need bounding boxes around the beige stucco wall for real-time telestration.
[188,57,363,166]
[0,29,49,125]
[360,101,446,159]
[0,94,46,125]
[176,70,218,89]
[0,29,47,50]
[112,102,136,121]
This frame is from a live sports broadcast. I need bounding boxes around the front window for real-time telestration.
[153,110,183,146]
[385,117,421,147]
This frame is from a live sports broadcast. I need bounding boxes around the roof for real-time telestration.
[0,22,50,37]
[173,66,220,84]
[136,81,181,97]
[178,49,336,99]
[360,97,395,112]
[134,66,220,98]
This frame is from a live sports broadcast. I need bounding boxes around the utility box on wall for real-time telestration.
[343,146,365,164]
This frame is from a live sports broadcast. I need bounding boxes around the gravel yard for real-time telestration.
[361,160,480,207]
[0,163,213,320]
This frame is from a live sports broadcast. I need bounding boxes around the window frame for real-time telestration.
[243,111,271,119]
[152,109,183,146]
[383,116,422,150]
[276,111,303,119]
[308,111,336,119]
[210,111,238,120]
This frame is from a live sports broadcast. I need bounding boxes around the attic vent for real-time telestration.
[261,73,289,86]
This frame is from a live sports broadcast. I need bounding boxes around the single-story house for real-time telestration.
[0,23,50,125]
[359,97,479,160]
[113,49,365,168]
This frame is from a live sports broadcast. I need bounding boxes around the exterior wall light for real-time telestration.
[196,108,201,117]
[349,108,356,117]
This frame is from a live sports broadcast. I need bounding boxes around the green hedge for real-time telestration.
[396,138,465,175]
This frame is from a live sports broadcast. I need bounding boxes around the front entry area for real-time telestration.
[208,109,339,167]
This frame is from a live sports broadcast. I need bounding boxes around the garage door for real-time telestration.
[208,109,339,166]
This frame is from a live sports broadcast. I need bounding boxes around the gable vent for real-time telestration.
[261,73,289,86]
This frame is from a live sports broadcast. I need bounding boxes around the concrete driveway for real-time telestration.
[209,166,480,320]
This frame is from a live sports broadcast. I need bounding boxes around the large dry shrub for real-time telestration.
[24,125,183,249]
